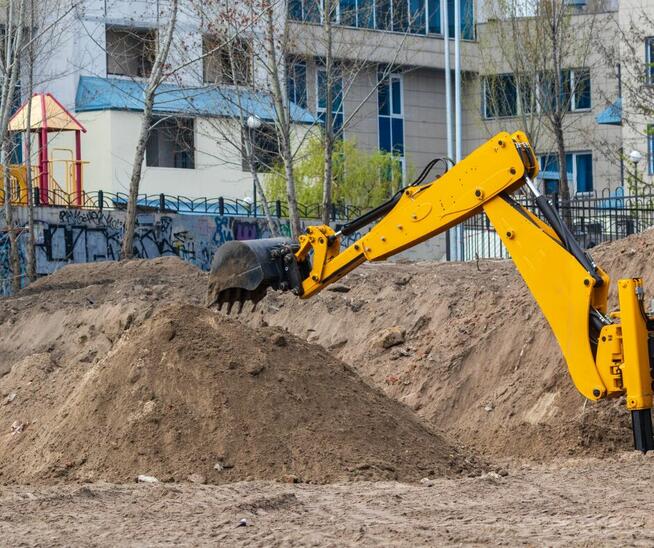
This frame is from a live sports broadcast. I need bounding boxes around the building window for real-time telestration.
[378,70,404,155]
[648,125,654,175]
[287,58,307,109]
[106,26,156,78]
[562,68,591,111]
[485,69,591,118]
[483,74,517,118]
[242,123,280,172]
[317,65,344,134]
[646,37,654,85]
[538,152,593,195]
[202,34,252,86]
[288,0,474,39]
[146,117,195,169]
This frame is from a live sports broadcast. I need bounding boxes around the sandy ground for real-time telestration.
[2,455,654,547]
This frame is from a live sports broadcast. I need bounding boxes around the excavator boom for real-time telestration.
[208,131,654,452]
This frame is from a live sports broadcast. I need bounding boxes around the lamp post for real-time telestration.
[629,149,642,230]
[246,115,262,217]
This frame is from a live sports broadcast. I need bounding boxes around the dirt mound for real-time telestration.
[0,261,475,484]
[257,229,654,460]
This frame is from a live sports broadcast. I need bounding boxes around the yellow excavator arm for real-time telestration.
[208,131,654,452]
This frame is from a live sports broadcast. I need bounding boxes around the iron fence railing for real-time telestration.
[462,189,654,260]
[9,187,369,221]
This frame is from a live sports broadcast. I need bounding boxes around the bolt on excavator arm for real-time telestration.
[208,131,654,451]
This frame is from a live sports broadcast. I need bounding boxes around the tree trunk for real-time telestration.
[245,132,279,236]
[120,93,155,259]
[554,120,573,228]
[120,0,178,259]
[321,0,334,226]
[24,0,36,283]
[3,138,20,293]
[0,0,26,293]
[264,2,302,238]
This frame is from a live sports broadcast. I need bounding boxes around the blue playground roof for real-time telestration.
[596,98,622,126]
[75,76,316,124]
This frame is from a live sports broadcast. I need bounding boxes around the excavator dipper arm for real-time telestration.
[208,131,654,451]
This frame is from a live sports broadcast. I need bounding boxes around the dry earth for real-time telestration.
[1,456,654,547]
[3,229,654,545]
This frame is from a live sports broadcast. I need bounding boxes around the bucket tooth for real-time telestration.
[207,238,305,309]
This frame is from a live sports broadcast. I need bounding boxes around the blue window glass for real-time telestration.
[305,0,320,22]
[391,78,401,114]
[317,69,327,109]
[287,59,307,109]
[340,0,357,25]
[484,74,516,118]
[647,37,654,85]
[427,0,440,33]
[576,154,593,193]
[574,68,591,110]
[377,0,392,30]
[393,0,409,32]
[289,0,303,20]
[649,125,654,176]
[544,179,559,194]
[447,0,474,39]
[317,66,344,137]
[378,79,390,115]
[391,118,404,154]
[379,117,391,152]
[378,70,404,158]
[409,0,426,34]
[358,0,375,27]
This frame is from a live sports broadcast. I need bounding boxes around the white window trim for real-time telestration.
[315,65,344,118]
[647,37,654,86]
[376,69,405,165]
[538,151,593,195]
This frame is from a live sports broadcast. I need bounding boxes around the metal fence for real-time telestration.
[6,187,368,221]
[462,188,654,260]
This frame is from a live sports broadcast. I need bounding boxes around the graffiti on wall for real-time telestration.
[0,207,300,295]
[1,205,443,295]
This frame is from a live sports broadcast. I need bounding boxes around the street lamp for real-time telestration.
[246,115,262,217]
[629,149,643,229]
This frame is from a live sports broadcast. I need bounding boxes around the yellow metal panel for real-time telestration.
[617,278,653,410]
[483,196,607,401]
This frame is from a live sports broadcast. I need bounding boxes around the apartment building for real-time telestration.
[33,0,651,230]
[39,0,315,199]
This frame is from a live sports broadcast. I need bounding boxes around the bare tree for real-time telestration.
[478,0,602,224]
[1,0,26,293]
[121,0,179,259]
[23,0,35,283]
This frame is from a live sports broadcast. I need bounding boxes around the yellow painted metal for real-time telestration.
[595,323,625,396]
[298,131,537,298]
[483,196,608,400]
[616,278,653,410]
[292,130,654,412]
[0,165,29,205]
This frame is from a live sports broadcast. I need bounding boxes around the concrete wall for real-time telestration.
[2,205,447,295]
[42,110,312,199]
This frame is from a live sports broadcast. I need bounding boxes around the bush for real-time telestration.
[264,137,406,209]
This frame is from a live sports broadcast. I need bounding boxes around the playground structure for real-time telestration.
[1,93,87,207]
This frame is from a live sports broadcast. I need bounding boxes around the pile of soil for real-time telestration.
[0,258,475,484]
[258,229,654,460]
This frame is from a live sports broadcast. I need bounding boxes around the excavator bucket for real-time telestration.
[207,238,306,313]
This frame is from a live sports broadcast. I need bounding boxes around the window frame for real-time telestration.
[105,25,157,79]
[648,124,654,176]
[377,69,405,157]
[316,64,344,134]
[482,73,518,119]
[289,0,475,40]
[201,33,253,86]
[647,37,654,85]
[145,116,196,170]
[538,151,594,196]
